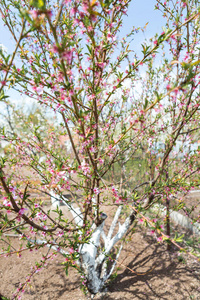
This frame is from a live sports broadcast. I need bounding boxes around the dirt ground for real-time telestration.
[0,180,200,300]
[0,223,200,300]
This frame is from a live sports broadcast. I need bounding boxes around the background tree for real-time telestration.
[0,0,200,297]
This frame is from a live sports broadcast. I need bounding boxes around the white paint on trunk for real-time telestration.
[50,191,135,294]
[50,190,83,227]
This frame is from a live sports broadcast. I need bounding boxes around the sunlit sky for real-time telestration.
[0,0,165,108]
[0,0,165,53]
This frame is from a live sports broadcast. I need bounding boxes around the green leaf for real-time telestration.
[181,62,191,70]
[178,255,185,263]
[30,0,45,9]
[144,98,148,109]
[104,0,113,8]
[0,91,9,101]
[65,265,69,276]
[175,234,184,243]
[190,59,200,67]
[1,296,10,300]
[141,44,150,55]
[162,236,170,242]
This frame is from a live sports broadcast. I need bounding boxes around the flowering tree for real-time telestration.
[0,0,200,297]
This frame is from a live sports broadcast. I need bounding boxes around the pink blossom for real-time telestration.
[91,14,97,22]
[61,49,73,63]
[3,199,11,207]
[82,3,89,13]
[57,231,64,237]
[93,187,100,195]
[29,10,38,19]
[157,236,163,242]
[32,86,43,95]
[71,7,77,14]
[88,94,96,101]
[1,80,6,86]
[46,10,53,18]
[98,158,104,164]
[35,212,42,219]
[69,90,74,96]
[80,161,91,176]
[69,248,74,254]
[87,25,93,32]
[19,208,27,215]
[111,186,118,196]
[51,45,59,53]
[89,146,96,153]
[42,214,47,221]
[97,62,106,69]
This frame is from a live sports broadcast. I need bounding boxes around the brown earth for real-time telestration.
[0,166,200,300]
[0,221,200,300]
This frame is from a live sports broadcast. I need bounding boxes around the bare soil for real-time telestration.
[0,171,200,300]
[0,222,200,300]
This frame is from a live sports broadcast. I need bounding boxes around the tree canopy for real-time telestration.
[0,0,200,298]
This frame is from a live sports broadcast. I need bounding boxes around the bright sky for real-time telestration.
[0,0,165,111]
[0,0,165,53]
[121,0,165,46]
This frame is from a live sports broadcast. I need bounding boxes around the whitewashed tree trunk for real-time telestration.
[50,191,136,294]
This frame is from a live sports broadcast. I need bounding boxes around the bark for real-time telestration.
[50,191,136,294]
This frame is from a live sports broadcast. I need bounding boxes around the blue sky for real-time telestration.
[122,0,165,42]
[0,0,165,53]
[0,0,166,109]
